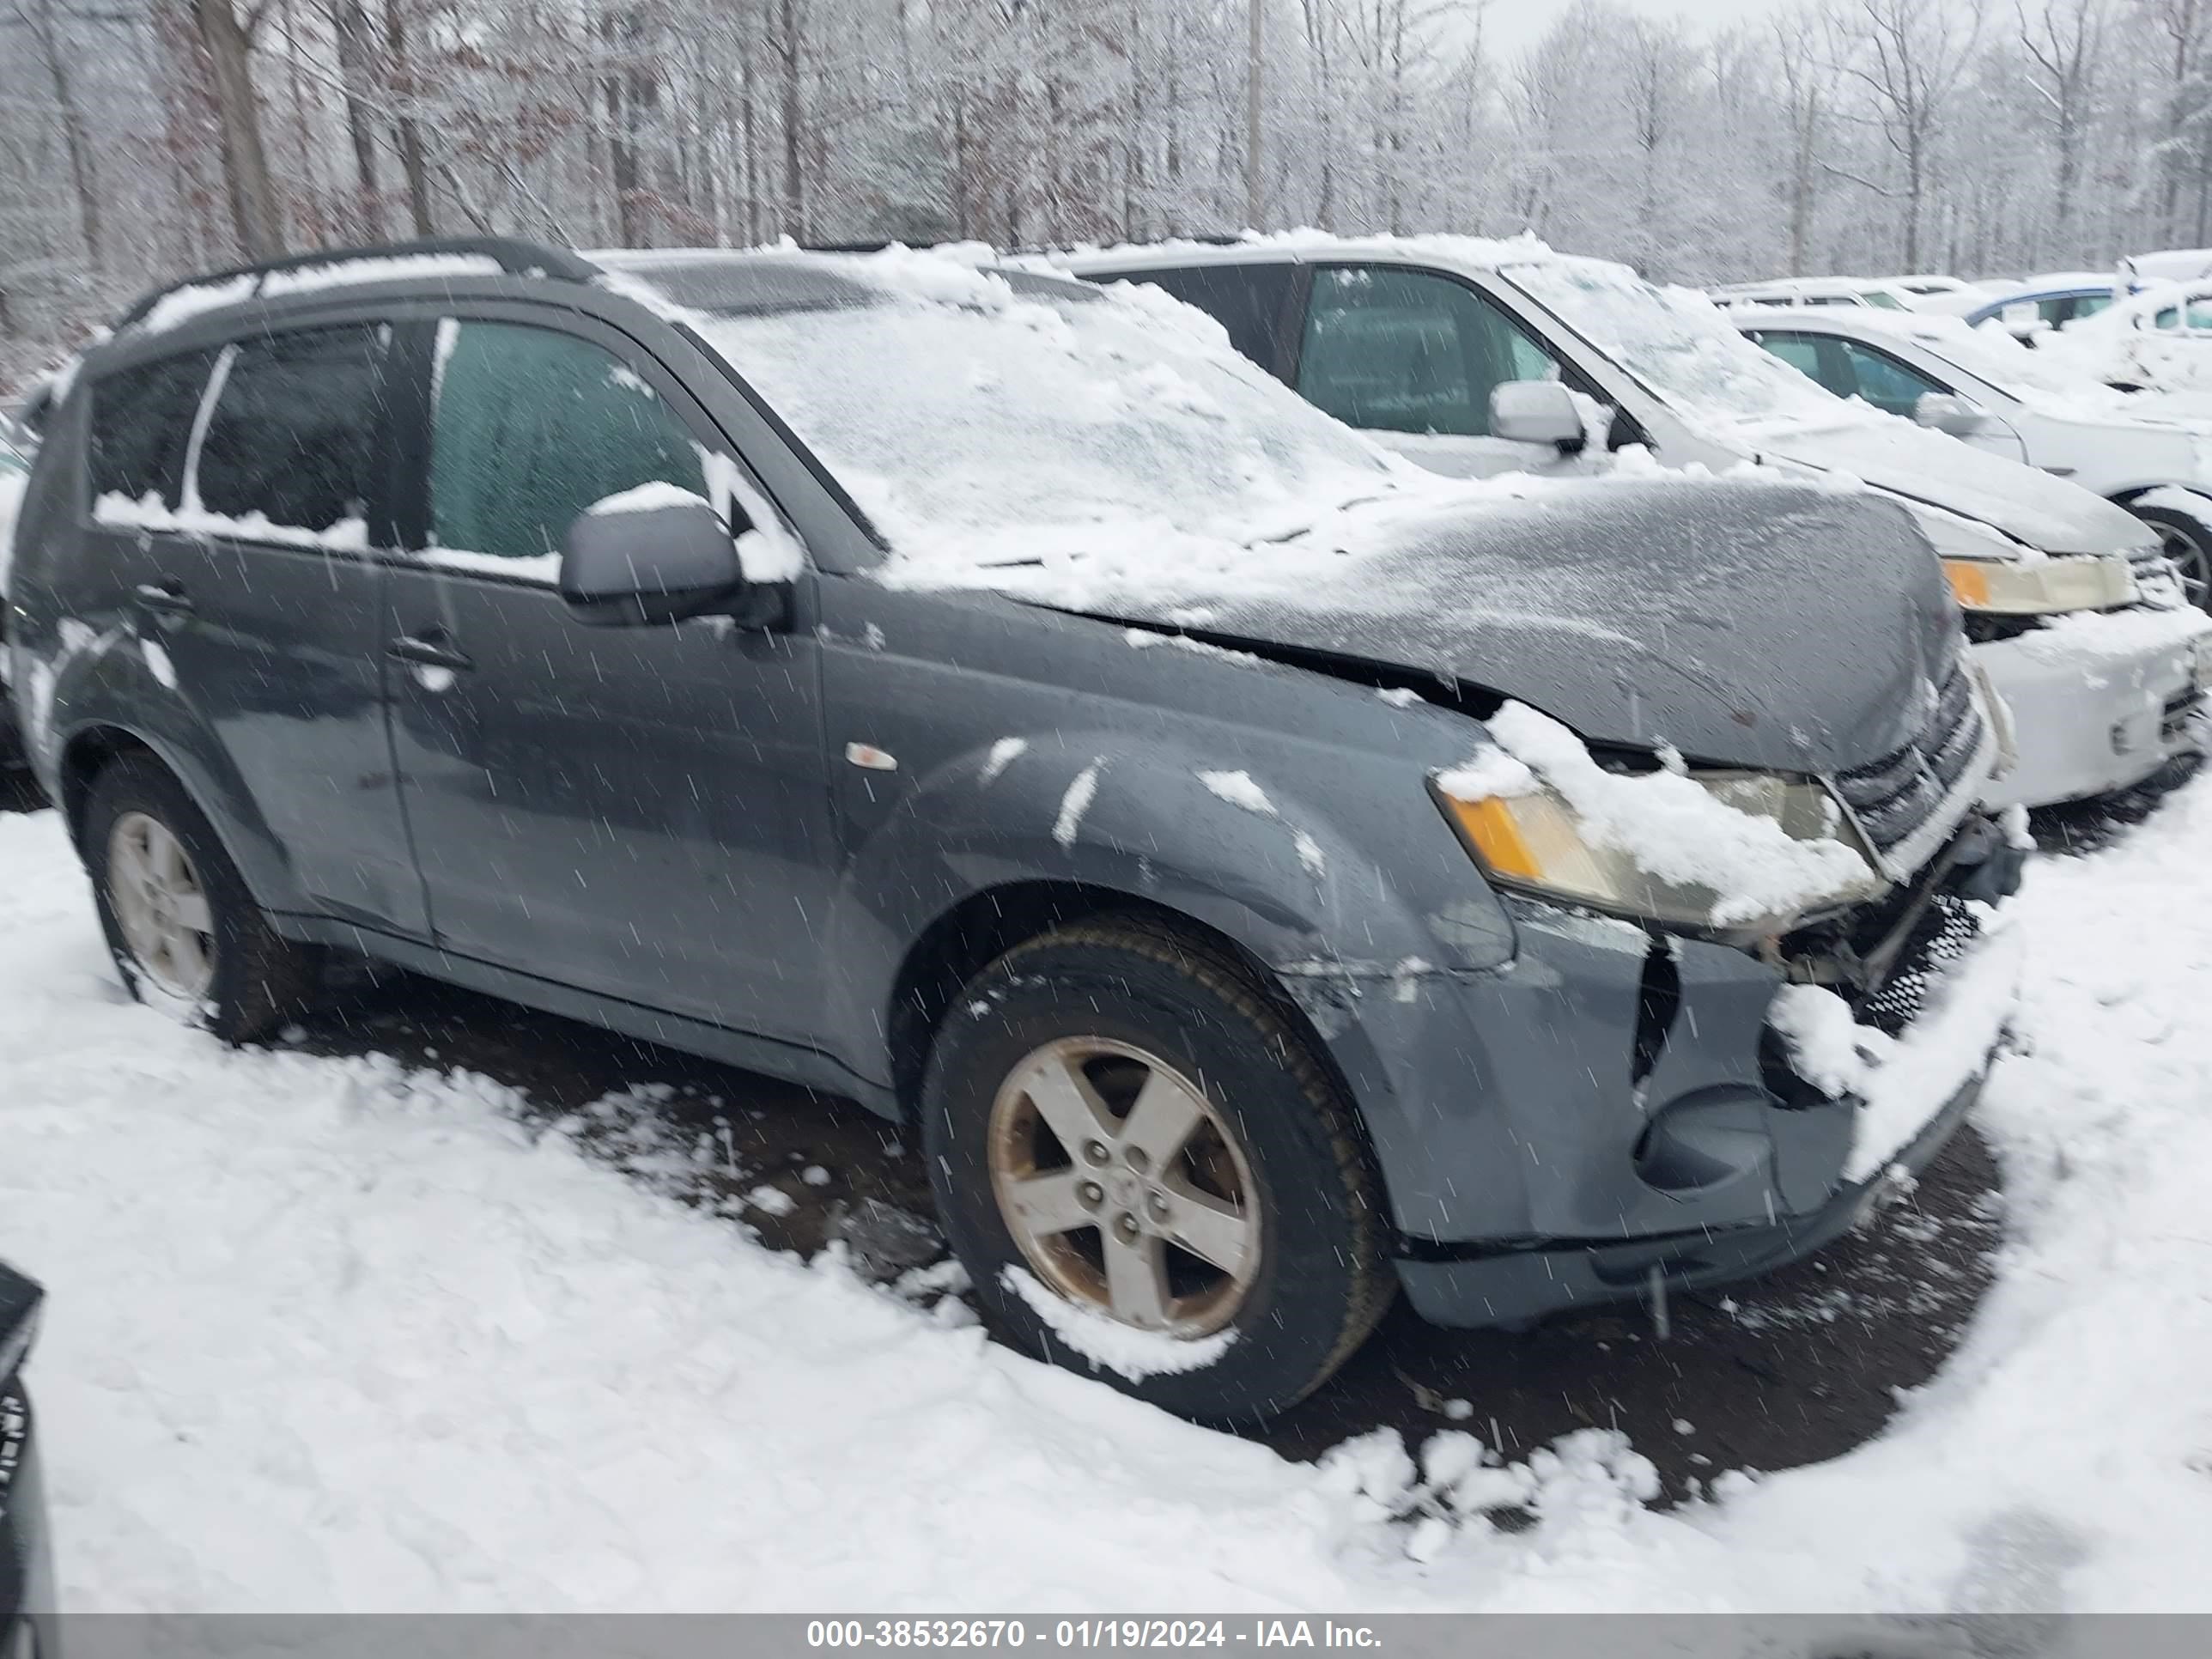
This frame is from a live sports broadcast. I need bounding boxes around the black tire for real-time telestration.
[921,916,1393,1423]
[82,754,319,1043]
[2130,501,2212,613]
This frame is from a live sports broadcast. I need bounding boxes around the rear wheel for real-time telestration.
[2131,501,2212,612]
[82,755,319,1042]
[921,918,1393,1423]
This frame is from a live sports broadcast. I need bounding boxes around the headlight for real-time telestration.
[1433,767,1886,933]
[1941,553,2135,614]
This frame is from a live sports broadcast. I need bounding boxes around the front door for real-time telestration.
[1294,264,1591,480]
[382,314,835,1042]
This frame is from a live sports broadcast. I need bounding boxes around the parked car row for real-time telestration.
[1063,238,2210,811]
[0,230,2182,1456]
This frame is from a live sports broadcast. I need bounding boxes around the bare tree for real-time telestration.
[1837,0,1989,268]
[2017,0,2106,252]
[191,0,284,257]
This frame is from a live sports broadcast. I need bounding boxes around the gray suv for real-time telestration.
[7,238,2025,1421]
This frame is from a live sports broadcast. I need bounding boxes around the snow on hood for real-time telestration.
[1753,416,2153,557]
[1050,477,1963,775]
[1498,254,2154,558]
[696,248,1961,775]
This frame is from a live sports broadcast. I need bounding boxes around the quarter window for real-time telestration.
[428,322,708,573]
[194,325,386,535]
[1834,341,1947,419]
[1298,266,1561,438]
[88,350,219,508]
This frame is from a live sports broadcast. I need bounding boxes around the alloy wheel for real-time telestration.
[987,1036,1261,1335]
[2159,522,2212,611]
[106,810,216,1000]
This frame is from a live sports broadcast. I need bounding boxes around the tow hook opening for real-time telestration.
[1629,934,1681,1088]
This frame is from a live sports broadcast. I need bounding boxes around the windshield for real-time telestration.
[1504,256,1849,428]
[696,261,1396,580]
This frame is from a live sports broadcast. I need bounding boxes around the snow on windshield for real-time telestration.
[695,256,1399,582]
[1505,257,1855,429]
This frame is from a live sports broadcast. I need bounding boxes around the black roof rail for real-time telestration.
[115,236,599,328]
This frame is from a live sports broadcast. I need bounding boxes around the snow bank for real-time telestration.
[1483,701,1878,927]
[9,775,2212,1611]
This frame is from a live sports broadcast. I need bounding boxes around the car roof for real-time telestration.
[99,240,1099,359]
[595,247,1097,315]
[1057,234,1572,279]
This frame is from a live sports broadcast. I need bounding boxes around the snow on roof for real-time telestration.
[132,253,504,334]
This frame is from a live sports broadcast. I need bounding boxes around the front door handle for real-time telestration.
[133,580,195,617]
[386,630,475,673]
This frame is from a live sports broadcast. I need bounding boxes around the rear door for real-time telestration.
[381,311,836,1041]
[112,322,423,934]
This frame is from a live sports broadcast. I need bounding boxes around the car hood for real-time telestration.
[1045,477,1961,775]
[1745,414,2152,556]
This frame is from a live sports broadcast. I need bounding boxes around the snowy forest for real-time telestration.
[0,0,2199,382]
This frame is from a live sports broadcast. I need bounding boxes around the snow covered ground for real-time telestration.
[5,781,2212,1614]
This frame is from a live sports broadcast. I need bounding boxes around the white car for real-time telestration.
[1060,236,2212,810]
[1710,277,1922,312]
[1733,304,2212,608]
[2035,281,2212,394]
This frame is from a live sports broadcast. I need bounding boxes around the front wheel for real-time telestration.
[82,755,320,1042]
[921,918,1394,1423]
[2131,502,2212,612]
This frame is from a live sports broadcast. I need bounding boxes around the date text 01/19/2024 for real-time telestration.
[805,1620,1384,1650]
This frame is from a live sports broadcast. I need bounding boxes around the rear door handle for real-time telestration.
[386,630,475,673]
[133,580,195,617]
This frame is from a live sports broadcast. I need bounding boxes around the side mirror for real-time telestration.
[1914,392,1990,437]
[559,486,746,628]
[1490,380,1587,450]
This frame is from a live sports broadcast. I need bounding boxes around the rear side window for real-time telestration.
[1298,266,1560,438]
[1109,265,1299,377]
[428,321,708,570]
[194,325,386,535]
[88,350,218,507]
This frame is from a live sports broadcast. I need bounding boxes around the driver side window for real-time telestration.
[428,321,709,578]
[1297,266,1562,438]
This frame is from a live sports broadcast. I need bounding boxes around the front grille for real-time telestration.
[1855,894,1981,1035]
[1832,665,1985,859]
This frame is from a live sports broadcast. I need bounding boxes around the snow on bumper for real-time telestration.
[1771,908,2026,1184]
[1975,604,2211,809]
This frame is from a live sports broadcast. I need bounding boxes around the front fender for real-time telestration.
[825,732,1472,1072]
[822,730,1544,1242]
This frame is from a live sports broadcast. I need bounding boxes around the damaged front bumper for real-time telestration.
[1336,817,2027,1332]
[1974,604,2211,809]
